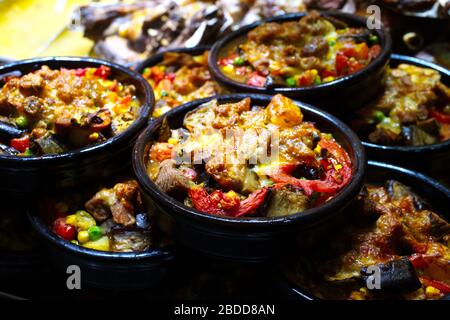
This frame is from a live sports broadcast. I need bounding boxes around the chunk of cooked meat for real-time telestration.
[154,159,191,194]
[266,184,310,217]
[85,180,143,227]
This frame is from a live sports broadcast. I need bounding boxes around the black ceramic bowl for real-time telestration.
[0,57,154,195]
[133,94,366,262]
[26,178,175,290]
[359,54,450,179]
[208,12,392,114]
[283,160,450,300]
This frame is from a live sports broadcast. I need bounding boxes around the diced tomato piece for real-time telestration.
[53,217,76,241]
[94,65,111,79]
[321,69,337,78]
[335,53,349,76]
[247,73,266,87]
[218,54,238,66]
[150,66,165,84]
[10,136,29,153]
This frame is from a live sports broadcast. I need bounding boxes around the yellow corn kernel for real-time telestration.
[310,69,318,76]
[83,236,110,251]
[323,76,335,82]
[89,132,99,141]
[193,55,204,63]
[65,214,77,226]
[223,65,234,73]
[334,164,343,171]
[70,240,79,245]
[314,145,322,154]
[425,286,441,298]
[77,230,90,243]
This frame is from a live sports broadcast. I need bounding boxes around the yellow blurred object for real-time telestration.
[0,0,97,59]
[82,236,110,251]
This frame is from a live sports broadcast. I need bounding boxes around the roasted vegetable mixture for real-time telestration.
[289,180,450,300]
[351,63,450,146]
[50,180,152,252]
[147,94,352,217]
[0,65,140,156]
[142,51,223,117]
[219,11,381,88]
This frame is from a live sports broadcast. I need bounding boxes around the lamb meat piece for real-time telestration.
[265,185,311,217]
[85,180,143,226]
[155,159,191,194]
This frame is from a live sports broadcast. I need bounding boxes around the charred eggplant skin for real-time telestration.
[361,258,422,293]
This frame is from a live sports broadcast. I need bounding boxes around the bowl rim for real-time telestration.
[132,93,366,228]
[0,56,154,163]
[361,54,450,154]
[284,160,450,300]
[26,203,175,261]
[134,45,212,74]
[208,11,392,94]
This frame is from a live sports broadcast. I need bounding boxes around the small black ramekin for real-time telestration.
[283,160,450,300]
[132,94,366,262]
[208,12,392,114]
[360,54,450,179]
[0,57,154,195]
[26,186,175,290]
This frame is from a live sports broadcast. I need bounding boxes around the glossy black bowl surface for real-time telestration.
[133,93,366,262]
[208,12,392,114]
[284,160,450,300]
[134,45,211,74]
[360,54,450,179]
[0,57,154,195]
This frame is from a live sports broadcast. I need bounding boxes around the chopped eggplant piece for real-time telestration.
[34,133,67,154]
[266,185,310,217]
[361,258,422,293]
[135,212,151,230]
[110,229,151,252]
[402,125,438,146]
[0,121,24,140]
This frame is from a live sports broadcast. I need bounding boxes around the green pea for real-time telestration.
[369,34,379,44]
[24,148,34,156]
[328,40,336,46]
[15,116,28,129]
[233,57,245,66]
[314,77,322,85]
[373,111,385,123]
[88,225,103,241]
[161,90,168,97]
[286,77,297,87]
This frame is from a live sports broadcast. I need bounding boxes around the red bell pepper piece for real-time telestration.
[94,65,111,79]
[247,73,266,87]
[74,68,87,77]
[53,217,76,241]
[189,187,268,217]
[430,109,450,124]
[409,253,432,269]
[269,138,352,197]
[420,276,450,294]
[165,72,176,82]
[10,136,30,153]
[234,188,269,217]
